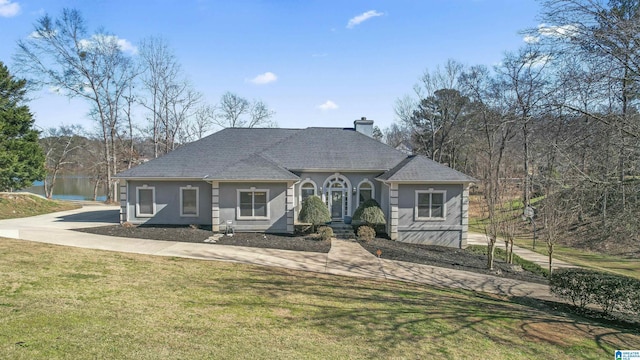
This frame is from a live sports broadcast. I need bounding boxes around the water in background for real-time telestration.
[23,176,107,201]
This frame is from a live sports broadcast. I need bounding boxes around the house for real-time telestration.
[115,118,476,248]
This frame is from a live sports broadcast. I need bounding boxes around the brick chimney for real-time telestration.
[353,117,374,137]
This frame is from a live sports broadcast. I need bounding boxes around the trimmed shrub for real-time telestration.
[317,226,333,241]
[357,225,376,242]
[550,268,640,315]
[353,199,386,226]
[298,195,330,231]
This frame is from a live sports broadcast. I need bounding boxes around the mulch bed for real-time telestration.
[358,238,548,284]
[76,225,545,283]
[76,225,331,253]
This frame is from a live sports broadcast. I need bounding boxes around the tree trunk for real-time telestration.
[487,235,496,270]
[93,179,100,201]
[523,119,530,207]
[547,242,554,276]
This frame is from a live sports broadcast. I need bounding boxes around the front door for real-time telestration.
[330,190,344,220]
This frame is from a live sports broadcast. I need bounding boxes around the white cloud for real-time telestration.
[347,10,383,29]
[527,53,552,68]
[523,35,539,44]
[312,53,328,58]
[249,71,278,85]
[78,34,138,55]
[117,38,138,54]
[29,29,56,39]
[317,100,338,111]
[537,23,578,39]
[0,0,20,17]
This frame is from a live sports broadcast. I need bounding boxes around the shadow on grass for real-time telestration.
[199,265,640,358]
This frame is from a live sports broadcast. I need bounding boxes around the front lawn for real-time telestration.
[1,238,637,359]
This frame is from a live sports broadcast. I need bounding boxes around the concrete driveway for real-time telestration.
[0,205,559,302]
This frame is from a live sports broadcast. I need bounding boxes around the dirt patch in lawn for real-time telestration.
[76,225,331,253]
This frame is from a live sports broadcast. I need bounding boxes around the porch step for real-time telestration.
[328,222,356,239]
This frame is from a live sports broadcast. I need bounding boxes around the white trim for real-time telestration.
[288,168,389,173]
[118,177,297,183]
[117,177,205,181]
[356,178,375,207]
[415,189,447,221]
[376,179,475,185]
[322,173,352,219]
[236,188,270,220]
[136,185,156,217]
[179,185,199,217]
[298,178,317,207]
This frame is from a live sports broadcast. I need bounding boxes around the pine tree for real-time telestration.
[0,61,45,191]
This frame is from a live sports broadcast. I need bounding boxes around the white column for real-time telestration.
[119,180,127,224]
[389,182,398,240]
[460,184,470,248]
[211,181,220,232]
[286,182,295,234]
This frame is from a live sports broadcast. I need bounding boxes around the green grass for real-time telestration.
[469,195,544,234]
[1,239,637,359]
[513,239,640,280]
[0,193,80,220]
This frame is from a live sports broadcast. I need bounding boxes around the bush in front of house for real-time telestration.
[357,225,376,242]
[550,268,640,315]
[317,226,334,241]
[352,199,386,225]
[298,195,330,232]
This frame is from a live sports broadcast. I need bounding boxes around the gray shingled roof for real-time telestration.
[262,127,407,171]
[116,127,475,183]
[376,155,476,183]
[116,128,300,179]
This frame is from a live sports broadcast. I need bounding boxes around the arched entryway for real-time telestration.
[323,174,352,221]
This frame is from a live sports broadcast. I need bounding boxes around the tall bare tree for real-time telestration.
[460,65,519,269]
[495,45,554,207]
[40,125,85,199]
[15,8,137,202]
[184,104,216,141]
[214,92,276,128]
[138,36,200,156]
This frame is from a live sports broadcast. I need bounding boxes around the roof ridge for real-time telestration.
[211,152,297,180]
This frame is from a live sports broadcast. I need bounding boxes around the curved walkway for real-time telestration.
[0,205,560,302]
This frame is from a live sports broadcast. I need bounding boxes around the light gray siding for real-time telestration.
[396,184,464,247]
[127,180,212,225]
[218,182,288,233]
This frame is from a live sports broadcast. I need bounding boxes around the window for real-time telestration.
[415,190,446,220]
[358,180,374,206]
[300,181,316,205]
[136,186,155,217]
[180,186,199,217]
[237,189,269,219]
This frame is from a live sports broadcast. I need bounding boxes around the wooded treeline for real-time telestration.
[14,9,276,202]
[385,0,640,260]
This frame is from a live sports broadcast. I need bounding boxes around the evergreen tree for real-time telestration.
[0,62,45,191]
[298,195,330,232]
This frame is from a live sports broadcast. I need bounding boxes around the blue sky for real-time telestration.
[0,0,541,133]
